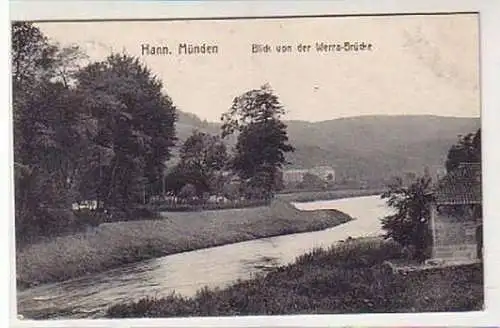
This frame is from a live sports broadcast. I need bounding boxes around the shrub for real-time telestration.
[179,183,198,199]
[381,174,433,262]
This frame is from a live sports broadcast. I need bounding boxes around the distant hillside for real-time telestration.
[176,111,221,140]
[173,111,480,184]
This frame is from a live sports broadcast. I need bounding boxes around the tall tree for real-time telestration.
[12,22,89,241]
[445,128,481,172]
[75,54,177,209]
[11,22,56,87]
[221,84,294,199]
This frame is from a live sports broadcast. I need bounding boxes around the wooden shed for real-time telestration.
[429,163,482,263]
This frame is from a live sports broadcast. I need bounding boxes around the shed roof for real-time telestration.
[433,163,481,205]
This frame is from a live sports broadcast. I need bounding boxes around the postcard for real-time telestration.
[7,1,500,327]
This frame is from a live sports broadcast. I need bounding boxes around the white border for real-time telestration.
[6,0,500,327]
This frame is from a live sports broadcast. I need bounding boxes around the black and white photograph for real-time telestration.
[9,5,490,325]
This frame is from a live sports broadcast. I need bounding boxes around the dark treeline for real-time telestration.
[13,22,177,243]
[12,23,294,244]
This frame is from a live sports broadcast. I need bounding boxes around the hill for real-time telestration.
[173,112,480,186]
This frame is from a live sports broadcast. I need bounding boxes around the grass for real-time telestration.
[276,189,384,203]
[16,199,352,289]
[149,198,270,212]
[106,238,484,317]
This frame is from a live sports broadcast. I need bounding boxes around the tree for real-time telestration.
[178,183,197,200]
[380,171,433,262]
[11,22,56,87]
[221,84,294,198]
[165,131,227,197]
[177,131,228,194]
[180,131,227,171]
[12,25,178,240]
[12,22,89,242]
[445,128,481,172]
[75,54,177,209]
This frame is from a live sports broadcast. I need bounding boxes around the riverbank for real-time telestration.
[16,199,352,289]
[276,188,383,203]
[107,238,483,317]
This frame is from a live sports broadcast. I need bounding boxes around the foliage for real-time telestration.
[380,173,433,262]
[178,183,198,200]
[75,53,177,208]
[164,166,193,195]
[298,172,326,190]
[11,22,56,87]
[180,131,227,171]
[221,179,241,201]
[221,84,294,198]
[169,131,228,195]
[445,128,481,172]
[12,22,89,243]
[381,127,482,262]
[12,23,178,242]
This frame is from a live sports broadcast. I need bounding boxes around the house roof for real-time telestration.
[433,163,481,205]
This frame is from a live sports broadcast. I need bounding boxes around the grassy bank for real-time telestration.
[276,189,383,203]
[107,238,483,317]
[16,200,352,289]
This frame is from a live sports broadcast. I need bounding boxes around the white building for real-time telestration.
[282,169,310,184]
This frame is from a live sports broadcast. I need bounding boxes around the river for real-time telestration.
[17,195,391,319]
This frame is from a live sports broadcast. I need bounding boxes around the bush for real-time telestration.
[16,208,76,246]
[178,183,198,199]
[381,175,433,262]
[73,209,104,227]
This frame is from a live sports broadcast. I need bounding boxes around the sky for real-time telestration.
[36,14,480,122]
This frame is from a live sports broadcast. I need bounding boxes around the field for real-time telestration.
[107,238,484,317]
[16,199,352,289]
